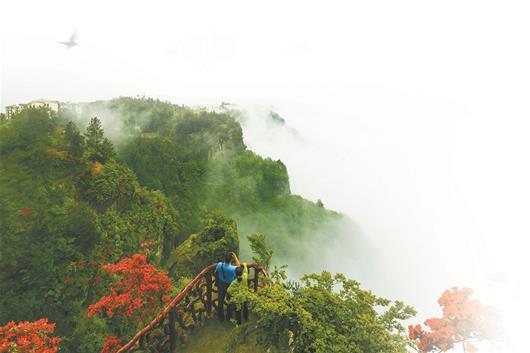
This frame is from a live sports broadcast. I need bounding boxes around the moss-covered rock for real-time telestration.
[168,210,239,277]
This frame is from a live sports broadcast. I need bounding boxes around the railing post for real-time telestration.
[253,268,260,291]
[205,270,212,315]
[168,307,177,353]
[139,334,145,349]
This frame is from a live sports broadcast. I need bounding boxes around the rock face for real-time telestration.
[168,210,239,277]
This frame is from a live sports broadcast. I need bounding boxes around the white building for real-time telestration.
[5,100,61,119]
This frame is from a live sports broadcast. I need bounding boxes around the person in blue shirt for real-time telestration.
[215,253,238,321]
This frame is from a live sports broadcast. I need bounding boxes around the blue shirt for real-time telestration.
[215,262,237,284]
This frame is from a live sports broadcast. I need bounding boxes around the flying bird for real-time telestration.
[58,30,78,48]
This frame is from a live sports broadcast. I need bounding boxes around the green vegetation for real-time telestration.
[0,107,177,351]
[0,98,415,353]
[60,98,342,263]
[179,320,267,353]
[167,210,239,277]
[240,272,415,353]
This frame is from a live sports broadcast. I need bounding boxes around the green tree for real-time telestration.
[84,117,115,162]
[77,159,136,211]
[64,121,85,158]
[85,117,104,147]
[233,272,415,353]
[247,233,273,269]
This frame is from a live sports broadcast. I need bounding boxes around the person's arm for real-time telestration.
[230,252,241,266]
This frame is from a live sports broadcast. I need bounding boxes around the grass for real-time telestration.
[178,318,267,353]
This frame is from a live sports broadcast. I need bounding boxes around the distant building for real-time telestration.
[5,100,61,119]
[61,102,85,115]
[5,105,19,119]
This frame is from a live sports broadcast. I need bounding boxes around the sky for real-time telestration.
[2,1,530,351]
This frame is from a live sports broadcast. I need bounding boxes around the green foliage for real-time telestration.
[240,272,415,353]
[85,117,104,148]
[71,98,338,268]
[247,233,273,269]
[234,195,343,266]
[167,210,239,277]
[77,159,136,211]
[64,121,85,158]
[0,108,179,352]
[120,135,206,241]
[64,312,109,353]
[117,102,247,241]
[204,151,290,211]
[84,117,115,162]
[0,107,54,147]
[177,320,267,353]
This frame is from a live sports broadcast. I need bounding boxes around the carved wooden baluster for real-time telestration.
[168,307,177,353]
[189,291,198,327]
[198,279,208,322]
[177,308,186,329]
[150,319,165,353]
[205,270,213,315]
[183,295,191,327]
[139,334,146,350]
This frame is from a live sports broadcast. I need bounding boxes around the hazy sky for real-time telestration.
[2,1,530,350]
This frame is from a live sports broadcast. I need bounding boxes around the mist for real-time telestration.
[2,0,530,351]
[234,99,530,351]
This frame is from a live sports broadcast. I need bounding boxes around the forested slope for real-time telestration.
[65,98,344,263]
[0,98,415,353]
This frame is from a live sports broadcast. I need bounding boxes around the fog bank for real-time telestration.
[235,100,530,350]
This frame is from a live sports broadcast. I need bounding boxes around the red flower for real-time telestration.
[0,318,60,353]
[409,287,498,352]
[100,336,122,353]
[87,254,172,323]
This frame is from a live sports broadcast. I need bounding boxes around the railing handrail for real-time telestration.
[117,262,267,353]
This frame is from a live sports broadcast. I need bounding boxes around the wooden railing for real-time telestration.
[117,263,268,353]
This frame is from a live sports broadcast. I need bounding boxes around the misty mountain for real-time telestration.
[60,98,351,266]
[0,98,420,353]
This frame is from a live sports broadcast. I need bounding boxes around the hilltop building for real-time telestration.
[5,100,61,119]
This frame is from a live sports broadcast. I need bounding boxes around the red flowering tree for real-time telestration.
[409,287,498,353]
[88,254,172,352]
[88,254,172,320]
[0,318,60,353]
[99,336,123,353]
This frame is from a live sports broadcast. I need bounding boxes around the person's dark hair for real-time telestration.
[235,266,243,277]
[224,254,232,264]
